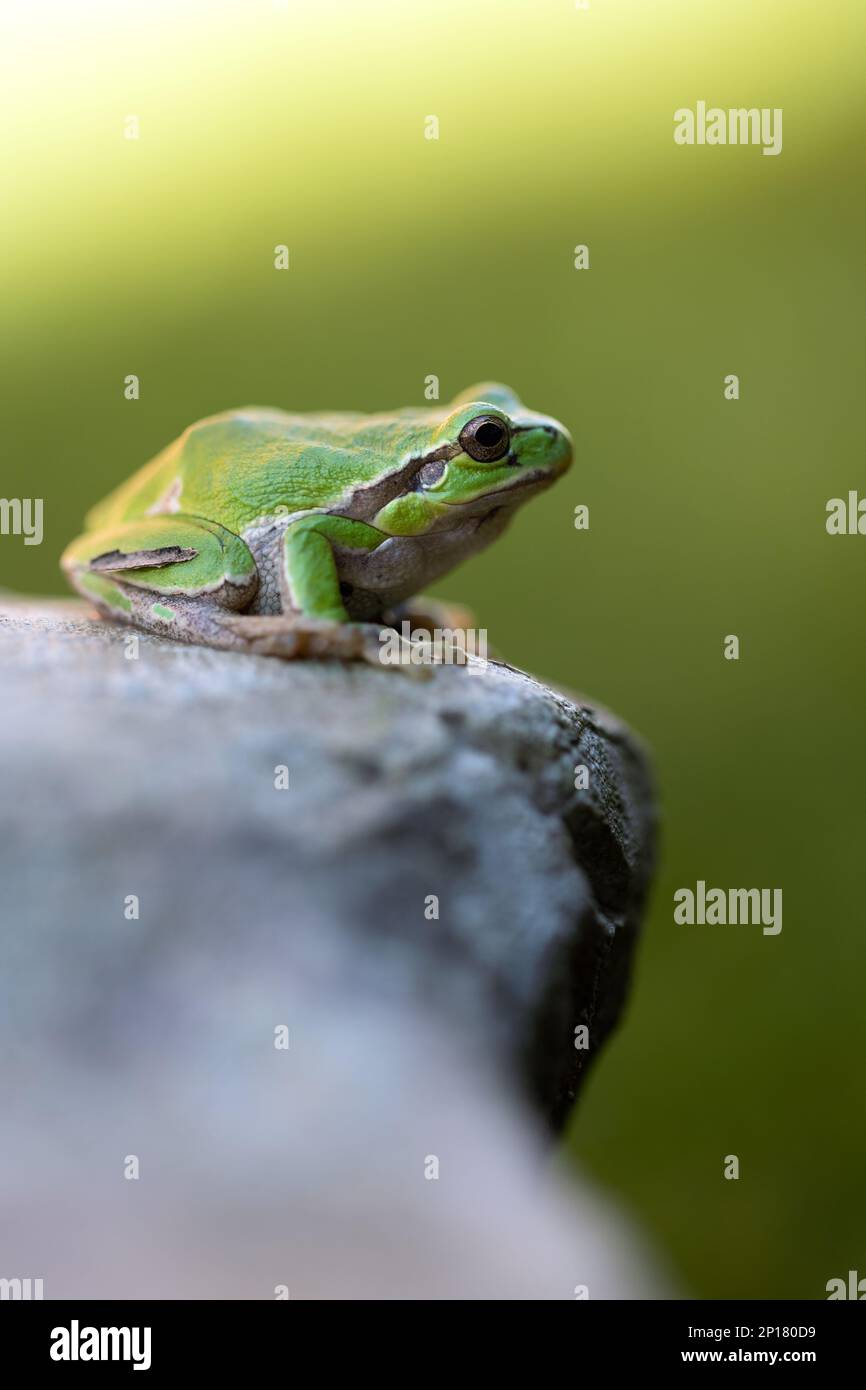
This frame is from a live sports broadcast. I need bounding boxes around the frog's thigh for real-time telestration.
[63,515,258,636]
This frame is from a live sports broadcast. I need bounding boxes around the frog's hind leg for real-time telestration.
[62,515,260,649]
[213,612,388,662]
[63,514,421,668]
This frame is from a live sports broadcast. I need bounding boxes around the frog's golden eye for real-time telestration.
[459,414,510,463]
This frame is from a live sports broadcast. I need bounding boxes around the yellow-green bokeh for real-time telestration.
[3,0,865,1298]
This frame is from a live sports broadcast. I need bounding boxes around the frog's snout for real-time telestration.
[539,419,573,477]
[512,416,572,476]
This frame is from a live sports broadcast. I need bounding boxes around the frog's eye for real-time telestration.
[459,414,510,463]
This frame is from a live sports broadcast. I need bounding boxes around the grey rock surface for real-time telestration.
[0,596,664,1299]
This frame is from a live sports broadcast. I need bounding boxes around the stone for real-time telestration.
[0,596,664,1298]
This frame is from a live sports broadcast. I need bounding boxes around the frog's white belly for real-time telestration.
[242,516,293,615]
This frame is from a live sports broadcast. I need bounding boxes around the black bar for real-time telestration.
[1,1299,859,1374]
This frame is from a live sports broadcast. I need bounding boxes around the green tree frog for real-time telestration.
[62,383,572,663]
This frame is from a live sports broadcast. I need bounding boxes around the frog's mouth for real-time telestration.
[472,468,557,510]
[494,467,555,496]
[419,468,555,537]
[438,468,555,515]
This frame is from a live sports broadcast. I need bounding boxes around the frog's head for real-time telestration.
[373,383,573,539]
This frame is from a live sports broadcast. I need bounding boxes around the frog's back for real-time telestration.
[86,406,432,534]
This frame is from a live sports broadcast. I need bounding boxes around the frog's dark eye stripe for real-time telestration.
[459,414,510,463]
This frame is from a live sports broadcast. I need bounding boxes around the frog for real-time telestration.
[61,382,572,665]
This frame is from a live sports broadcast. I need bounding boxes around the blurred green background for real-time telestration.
[3,0,864,1298]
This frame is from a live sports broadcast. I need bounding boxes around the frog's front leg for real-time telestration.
[219,515,412,666]
[62,515,260,648]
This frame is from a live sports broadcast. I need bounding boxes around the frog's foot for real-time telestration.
[384,595,478,635]
[218,614,375,661]
[384,595,498,665]
[216,614,427,674]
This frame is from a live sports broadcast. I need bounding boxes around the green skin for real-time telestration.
[62,383,572,663]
